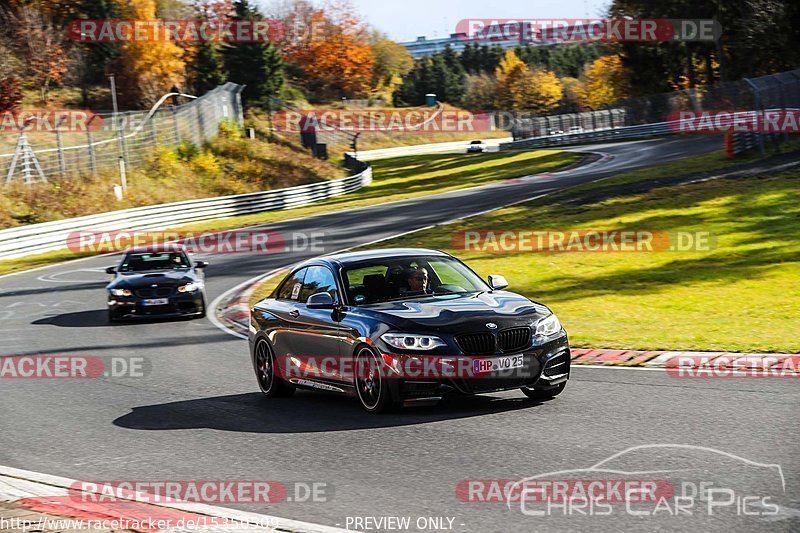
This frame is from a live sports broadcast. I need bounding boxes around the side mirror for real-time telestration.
[307,292,334,309]
[488,274,509,290]
[195,261,208,269]
[105,266,117,275]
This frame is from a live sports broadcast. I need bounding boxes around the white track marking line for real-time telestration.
[571,364,668,372]
[0,465,349,533]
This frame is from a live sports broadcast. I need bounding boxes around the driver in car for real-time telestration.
[401,268,432,295]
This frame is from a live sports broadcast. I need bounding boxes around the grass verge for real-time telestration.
[365,167,800,352]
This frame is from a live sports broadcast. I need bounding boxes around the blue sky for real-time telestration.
[347,0,612,42]
[260,0,612,43]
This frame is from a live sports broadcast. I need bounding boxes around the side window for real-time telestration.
[300,266,338,303]
[276,268,308,301]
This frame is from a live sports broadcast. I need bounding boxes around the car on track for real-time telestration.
[249,248,570,413]
[104,246,208,322]
[466,140,487,153]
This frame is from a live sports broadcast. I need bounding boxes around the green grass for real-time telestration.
[118,149,577,235]
[0,149,576,277]
[367,170,800,353]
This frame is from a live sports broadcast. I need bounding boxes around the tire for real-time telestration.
[197,297,207,319]
[254,339,295,398]
[354,346,400,414]
[521,381,566,400]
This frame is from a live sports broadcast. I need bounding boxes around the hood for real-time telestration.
[108,269,197,289]
[352,291,550,332]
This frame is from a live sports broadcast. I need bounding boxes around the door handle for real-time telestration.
[289,309,300,318]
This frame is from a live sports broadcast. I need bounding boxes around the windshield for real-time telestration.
[118,252,191,272]
[342,255,489,305]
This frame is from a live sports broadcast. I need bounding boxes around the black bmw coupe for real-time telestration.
[249,248,570,413]
[105,246,208,322]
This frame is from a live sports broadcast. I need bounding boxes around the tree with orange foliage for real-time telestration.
[112,0,185,107]
[282,1,374,100]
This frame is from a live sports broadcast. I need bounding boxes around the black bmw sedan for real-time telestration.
[105,246,208,322]
[249,248,570,413]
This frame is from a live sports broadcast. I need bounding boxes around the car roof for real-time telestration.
[124,245,187,254]
[297,248,451,268]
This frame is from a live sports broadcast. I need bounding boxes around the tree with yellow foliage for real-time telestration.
[495,50,562,113]
[113,0,185,107]
[574,55,631,110]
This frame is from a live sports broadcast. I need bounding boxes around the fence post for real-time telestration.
[233,84,246,128]
[742,78,765,156]
[55,121,66,180]
[772,74,789,145]
[149,113,158,146]
[194,105,204,145]
[86,130,97,178]
[171,107,181,144]
[121,111,130,162]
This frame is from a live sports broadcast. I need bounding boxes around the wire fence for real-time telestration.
[510,68,800,155]
[1,83,245,185]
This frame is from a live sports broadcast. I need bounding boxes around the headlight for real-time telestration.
[535,314,562,336]
[381,333,446,351]
[110,288,132,297]
[178,282,201,293]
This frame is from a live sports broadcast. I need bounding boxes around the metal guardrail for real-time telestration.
[731,132,759,155]
[500,122,675,150]
[0,166,372,260]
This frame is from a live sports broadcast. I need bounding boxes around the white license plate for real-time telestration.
[474,355,524,373]
[141,298,169,306]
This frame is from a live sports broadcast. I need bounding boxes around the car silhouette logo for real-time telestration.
[486,322,498,329]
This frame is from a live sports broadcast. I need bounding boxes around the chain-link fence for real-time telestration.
[510,69,800,154]
[1,83,245,185]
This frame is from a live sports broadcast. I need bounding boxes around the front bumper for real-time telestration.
[389,334,570,399]
[108,292,204,319]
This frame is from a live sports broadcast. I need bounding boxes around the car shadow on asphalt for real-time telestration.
[31,309,198,327]
[112,391,546,433]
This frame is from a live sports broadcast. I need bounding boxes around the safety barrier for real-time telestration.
[500,121,675,150]
[0,166,372,260]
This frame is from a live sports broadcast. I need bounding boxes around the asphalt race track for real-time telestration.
[1,135,798,532]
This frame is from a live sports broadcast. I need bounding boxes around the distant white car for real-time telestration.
[466,140,487,153]
[548,129,565,136]
[568,126,584,134]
